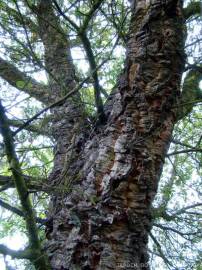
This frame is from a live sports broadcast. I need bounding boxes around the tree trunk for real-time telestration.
[45,1,185,269]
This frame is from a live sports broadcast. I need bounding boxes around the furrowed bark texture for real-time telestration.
[45,1,185,269]
[36,0,86,184]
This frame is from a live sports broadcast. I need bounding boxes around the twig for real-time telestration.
[0,198,45,224]
[13,58,109,136]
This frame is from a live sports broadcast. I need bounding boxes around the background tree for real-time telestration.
[0,0,201,269]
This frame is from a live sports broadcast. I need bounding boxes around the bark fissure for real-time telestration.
[36,0,87,189]
[45,1,185,269]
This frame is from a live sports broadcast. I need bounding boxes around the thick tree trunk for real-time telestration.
[45,1,185,269]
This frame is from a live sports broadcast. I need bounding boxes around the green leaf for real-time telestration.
[16,80,26,89]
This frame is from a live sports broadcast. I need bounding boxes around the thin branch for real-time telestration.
[171,138,199,150]
[100,4,128,45]
[53,0,106,120]
[7,118,52,137]
[184,64,202,73]
[0,244,33,260]
[52,0,80,31]
[0,174,45,192]
[167,148,202,157]
[13,58,109,136]
[0,183,11,192]
[196,134,202,147]
[52,0,108,122]
[14,0,67,100]
[0,198,24,216]
[149,232,173,267]
[153,203,202,221]
[176,67,202,121]
[185,38,202,49]
[16,146,53,153]
[0,2,70,108]
[79,34,120,121]
[172,203,202,217]
[81,0,104,32]
[153,223,201,239]
[53,0,104,33]
[1,1,38,33]
[0,198,46,224]
[79,32,105,122]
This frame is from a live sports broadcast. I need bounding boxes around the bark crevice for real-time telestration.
[45,1,186,269]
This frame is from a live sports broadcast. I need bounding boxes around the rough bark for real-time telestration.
[36,0,87,186]
[45,1,185,269]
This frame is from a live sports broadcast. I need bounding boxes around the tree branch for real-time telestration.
[172,203,202,217]
[52,0,107,122]
[152,203,202,221]
[176,67,202,121]
[1,1,38,33]
[81,0,104,32]
[0,244,34,260]
[167,148,202,156]
[0,174,45,192]
[52,0,80,31]
[0,197,30,217]
[0,100,50,269]
[153,223,200,238]
[100,4,128,45]
[13,59,109,136]
[7,118,52,137]
[171,138,200,150]
[0,198,46,224]
[149,232,173,267]
[0,57,50,105]
[79,32,106,122]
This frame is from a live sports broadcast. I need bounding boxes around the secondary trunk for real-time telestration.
[45,1,185,269]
